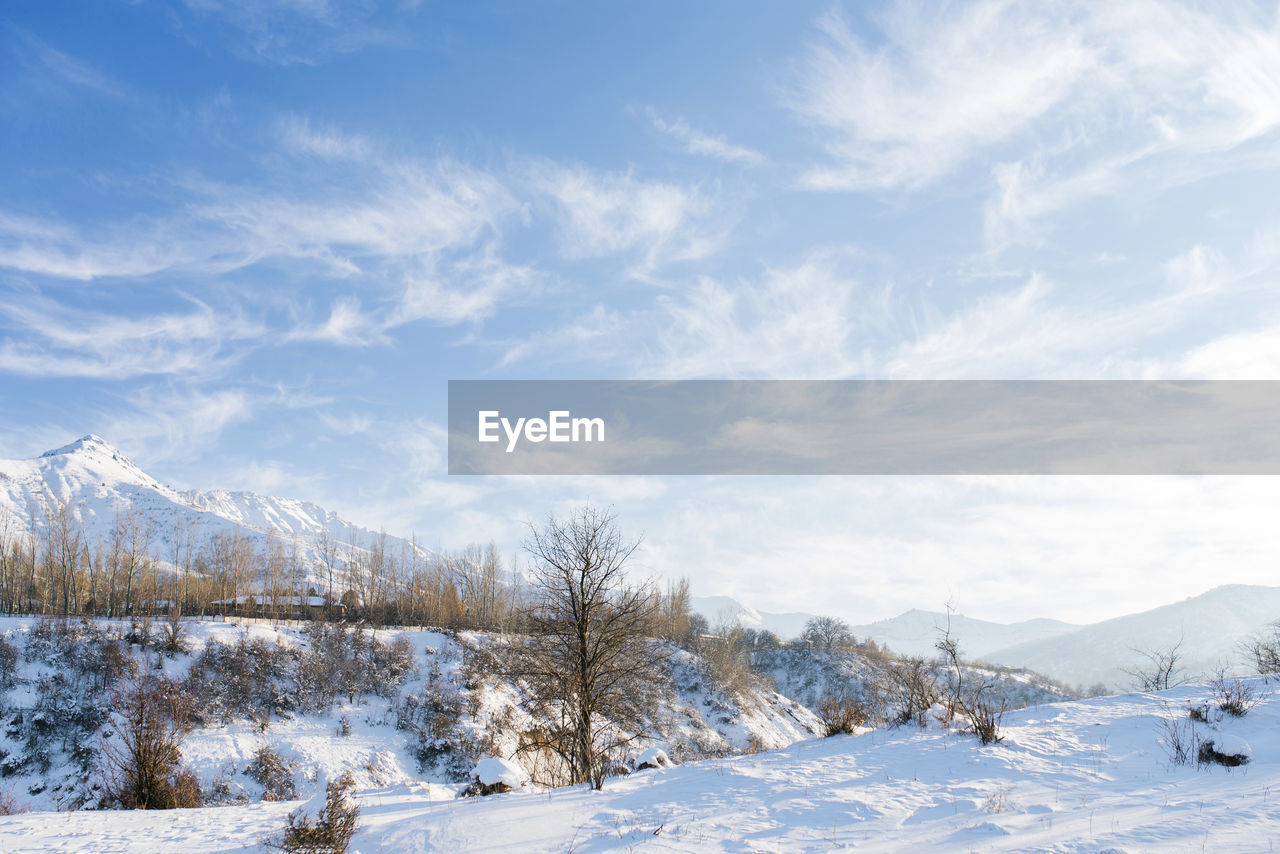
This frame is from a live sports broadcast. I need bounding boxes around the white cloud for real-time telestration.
[179,0,411,65]
[526,160,723,273]
[13,30,127,99]
[278,114,372,162]
[791,3,1090,191]
[643,107,765,166]
[792,1,1280,247]
[646,253,875,378]
[103,386,253,461]
[0,296,262,379]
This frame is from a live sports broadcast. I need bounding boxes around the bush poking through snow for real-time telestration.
[462,757,528,796]
[964,694,1007,745]
[1210,672,1258,718]
[1159,704,1202,766]
[817,692,866,737]
[248,745,297,802]
[633,748,673,771]
[0,634,17,690]
[159,608,188,655]
[101,675,200,809]
[0,786,25,815]
[1198,737,1251,768]
[270,772,360,854]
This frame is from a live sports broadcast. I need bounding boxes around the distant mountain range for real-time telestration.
[0,435,429,584]
[696,585,1280,690]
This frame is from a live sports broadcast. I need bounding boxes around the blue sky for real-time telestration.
[4,0,1280,624]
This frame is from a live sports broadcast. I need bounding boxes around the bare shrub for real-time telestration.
[817,692,866,737]
[964,693,1007,745]
[1158,703,1201,766]
[395,659,474,779]
[0,786,25,815]
[697,624,755,699]
[1127,638,1187,692]
[880,656,940,726]
[269,772,360,854]
[0,635,17,690]
[160,607,188,655]
[1187,703,1210,723]
[248,744,297,801]
[1210,672,1259,717]
[1243,621,1280,675]
[101,675,200,809]
[185,635,298,724]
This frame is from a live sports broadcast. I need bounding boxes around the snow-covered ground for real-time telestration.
[3,678,1277,852]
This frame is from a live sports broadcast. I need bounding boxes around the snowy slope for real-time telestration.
[981,584,1280,690]
[0,616,823,815]
[3,679,1278,852]
[0,435,429,585]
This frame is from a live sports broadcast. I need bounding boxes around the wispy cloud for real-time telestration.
[177,0,413,65]
[791,3,1089,191]
[102,385,253,461]
[0,295,262,379]
[0,211,187,281]
[526,159,724,274]
[643,107,765,166]
[277,114,372,162]
[11,30,127,99]
[791,1,1280,247]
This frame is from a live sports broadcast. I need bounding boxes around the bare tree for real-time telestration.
[1243,621,1280,675]
[511,506,662,789]
[802,615,852,651]
[1127,637,1187,691]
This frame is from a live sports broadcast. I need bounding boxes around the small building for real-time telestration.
[210,595,345,620]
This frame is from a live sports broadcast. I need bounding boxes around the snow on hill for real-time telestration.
[0,435,428,585]
[980,584,1280,690]
[0,615,821,816]
[4,674,1277,852]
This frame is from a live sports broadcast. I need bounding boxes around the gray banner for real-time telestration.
[447,380,1280,475]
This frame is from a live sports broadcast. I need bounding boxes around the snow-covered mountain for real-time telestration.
[849,609,1080,661]
[0,435,428,583]
[690,595,817,640]
[980,584,1280,690]
[693,593,1077,655]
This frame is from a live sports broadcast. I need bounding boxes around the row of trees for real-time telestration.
[0,499,699,643]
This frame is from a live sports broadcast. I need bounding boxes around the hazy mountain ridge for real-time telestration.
[981,584,1280,689]
[700,587,1280,689]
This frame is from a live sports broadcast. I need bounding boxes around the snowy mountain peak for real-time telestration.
[2,435,431,589]
[38,435,147,476]
[40,434,117,458]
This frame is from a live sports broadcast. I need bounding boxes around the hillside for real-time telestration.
[3,670,1276,852]
[0,615,822,814]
